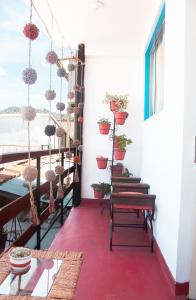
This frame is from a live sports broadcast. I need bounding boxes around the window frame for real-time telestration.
[144,3,165,120]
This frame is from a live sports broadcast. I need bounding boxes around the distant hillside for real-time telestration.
[0,106,49,114]
[0,106,74,121]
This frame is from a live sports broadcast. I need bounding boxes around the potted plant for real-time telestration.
[96,156,108,169]
[110,163,124,176]
[104,93,128,112]
[114,109,128,125]
[0,227,7,252]
[114,134,132,160]
[97,118,111,135]
[91,182,111,199]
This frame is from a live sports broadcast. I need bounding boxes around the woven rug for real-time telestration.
[0,248,83,300]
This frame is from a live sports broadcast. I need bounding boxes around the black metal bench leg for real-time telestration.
[148,213,154,253]
[109,203,113,251]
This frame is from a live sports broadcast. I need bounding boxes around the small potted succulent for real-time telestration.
[114,134,132,160]
[96,156,108,169]
[91,182,111,199]
[104,93,128,112]
[9,247,31,273]
[97,118,111,135]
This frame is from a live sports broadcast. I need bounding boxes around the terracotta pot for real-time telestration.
[115,112,128,125]
[111,164,123,176]
[94,189,104,199]
[110,100,118,112]
[99,123,111,135]
[114,149,126,160]
[96,157,108,169]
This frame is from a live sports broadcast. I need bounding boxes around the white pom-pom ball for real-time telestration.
[45,90,56,101]
[55,165,64,175]
[56,127,65,138]
[78,145,83,152]
[23,166,38,182]
[45,170,56,182]
[21,106,36,121]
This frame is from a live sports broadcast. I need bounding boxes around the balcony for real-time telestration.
[0,0,196,299]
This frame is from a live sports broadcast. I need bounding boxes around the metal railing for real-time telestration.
[0,147,81,251]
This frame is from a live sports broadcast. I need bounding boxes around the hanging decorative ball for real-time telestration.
[67,91,75,99]
[45,90,56,101]
[23,23,39,40]
[21,106,36,121]
[23,166,38,183]
[78,145,83,152]
[78,116,83,123]
[78,102,84,109]
[56,127,65,138]
[73,84,81,92]
[73,139,80,147]
[65,151,72,159]
[22,68,37,84]
[44,125,56,136]
[55,165,64,175]
[46,51,58,64]
[45,169,56,182]
[67,107,74,114]
[73,156,80,164]
[57,67,66,77]
[68,63,76,72]
[74,107,80,114]
[56,102,65,111]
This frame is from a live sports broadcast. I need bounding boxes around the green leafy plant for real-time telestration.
[97,118,111,124]
[104,93,128,110]
[115,134,132,151]
[91,182,111,195]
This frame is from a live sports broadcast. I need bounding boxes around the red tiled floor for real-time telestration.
[50,199,187,300]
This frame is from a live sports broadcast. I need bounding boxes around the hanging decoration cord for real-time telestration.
[27,1,33,164]
[22,0,40,226]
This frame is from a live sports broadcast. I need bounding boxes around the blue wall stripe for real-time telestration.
[144,3,165,120]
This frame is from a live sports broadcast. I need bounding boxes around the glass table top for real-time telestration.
[0,258,62,297]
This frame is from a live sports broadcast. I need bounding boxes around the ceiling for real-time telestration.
[33,0,162,56]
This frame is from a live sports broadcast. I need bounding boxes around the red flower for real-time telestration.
[23,23,39,40]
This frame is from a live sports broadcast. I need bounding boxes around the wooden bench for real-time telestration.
[112,183,150,194]
[110,192,156,252]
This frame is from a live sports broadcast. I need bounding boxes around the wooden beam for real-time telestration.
[0,147,75,164]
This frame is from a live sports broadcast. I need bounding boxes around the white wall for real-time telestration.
[141,0,186,281]
[142,0,196,284]
[82,55,143,198]
[177,0,196,287]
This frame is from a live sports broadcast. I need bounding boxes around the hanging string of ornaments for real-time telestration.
[55,38,66,199]
[44,15,58,214]
[21,0,40,226]
[21,0,84,221]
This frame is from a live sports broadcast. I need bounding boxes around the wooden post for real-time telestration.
[36,157,41,249]
[73,43,85,206]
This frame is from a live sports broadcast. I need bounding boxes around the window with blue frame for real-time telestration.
[144,4,165,120]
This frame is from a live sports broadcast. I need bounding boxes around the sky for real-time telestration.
[0,0,69,112]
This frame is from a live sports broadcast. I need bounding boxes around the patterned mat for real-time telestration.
[0,248,83,300]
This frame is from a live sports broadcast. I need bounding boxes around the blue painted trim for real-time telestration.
[144,3,165,120]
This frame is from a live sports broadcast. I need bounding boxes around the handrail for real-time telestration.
[0,147,75,164]
[0,166,75,227]
[0,146,80,250]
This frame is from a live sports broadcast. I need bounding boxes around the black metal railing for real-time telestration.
[0,147,81,252]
